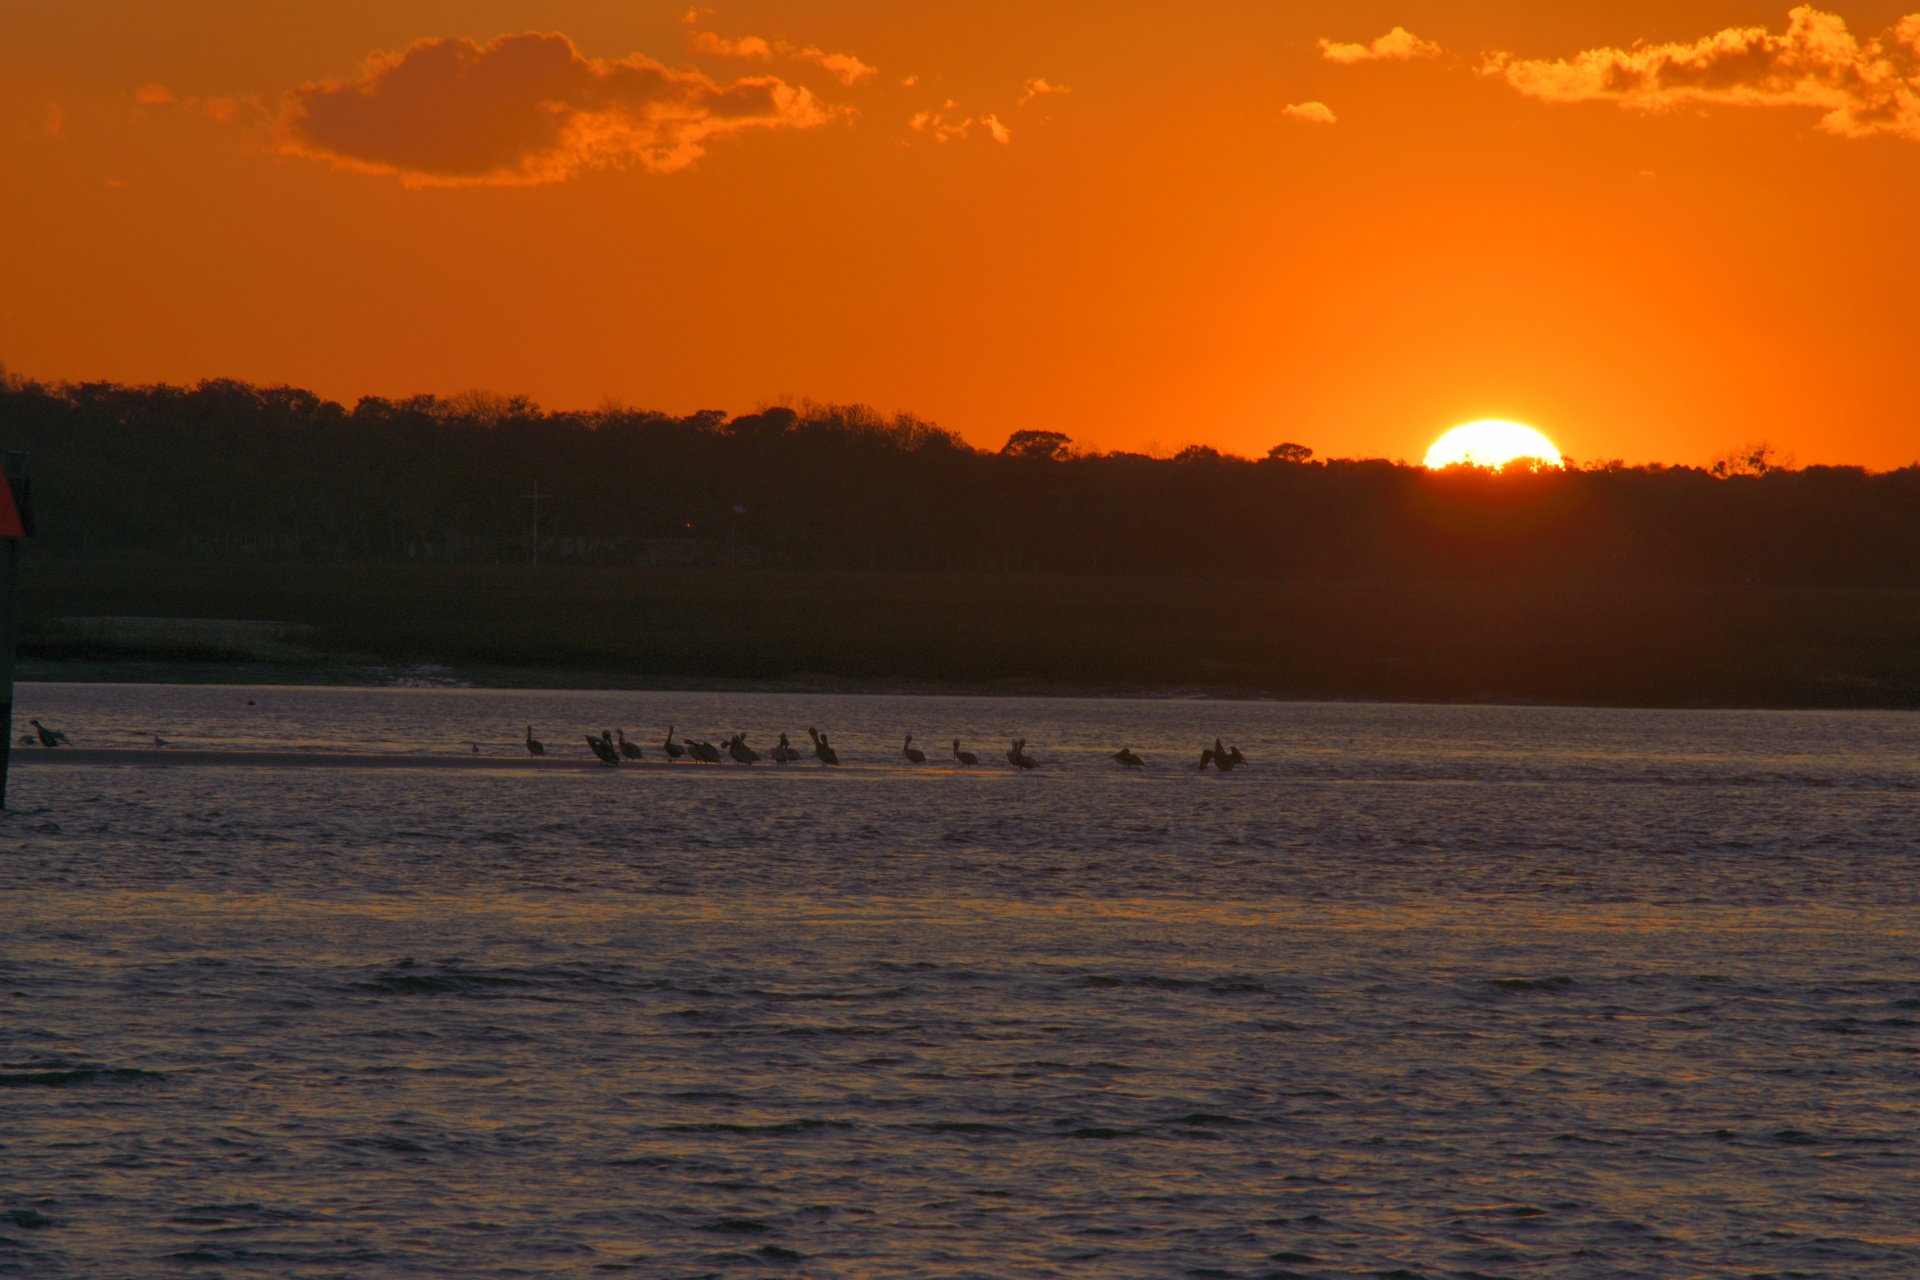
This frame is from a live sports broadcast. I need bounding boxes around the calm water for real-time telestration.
[2,683,1917,1278]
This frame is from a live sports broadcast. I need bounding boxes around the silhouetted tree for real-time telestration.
[1710,441,1792,477]
[3,376,1919,586]
[1000,430,1073,460]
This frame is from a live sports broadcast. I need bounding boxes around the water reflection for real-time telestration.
[1,685,1915,1277]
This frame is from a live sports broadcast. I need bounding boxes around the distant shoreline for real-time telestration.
[13,658,1290,703]
[15,559,1920,710]
[16,659,1912,713]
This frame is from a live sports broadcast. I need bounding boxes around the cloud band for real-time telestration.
[1491,6,1920,142]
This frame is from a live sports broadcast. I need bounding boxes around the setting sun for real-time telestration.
[1423,420,1562,470]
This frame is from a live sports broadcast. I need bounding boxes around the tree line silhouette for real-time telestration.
[4,375,1918,585]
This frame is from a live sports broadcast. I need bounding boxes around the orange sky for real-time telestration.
[3,2,1918,466]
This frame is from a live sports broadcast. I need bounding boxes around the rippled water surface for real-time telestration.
[3,683,1917,1278]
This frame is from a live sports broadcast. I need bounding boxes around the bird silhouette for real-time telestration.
[525,725,545,756]
[1197,747,1216,771]
[587,732,620,765]
[952,739,978,766]
[1007,738,1037,769]
[808,726,839,766]
[1113,748,1145,768]
[1211,737,1240,772]
[30,719,69,748]
[685,738,723,764]
[617,729,643,760]
[662,727,685,761]
[727,733,760,765]
[770,732,802,763]
[902,734,926,764]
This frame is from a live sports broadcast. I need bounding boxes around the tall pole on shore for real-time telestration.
[0,453,34,809]
[523,481,547,568]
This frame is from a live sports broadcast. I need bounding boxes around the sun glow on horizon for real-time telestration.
[1423,420,1562,470]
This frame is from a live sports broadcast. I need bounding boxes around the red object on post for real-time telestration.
[0,462,22,539]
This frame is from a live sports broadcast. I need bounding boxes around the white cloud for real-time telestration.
[1019,78,1071,106]
[1320,28,1442,65]
[1489,5,1920,142]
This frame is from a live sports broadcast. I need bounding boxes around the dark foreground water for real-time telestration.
[2,684,1917,1278]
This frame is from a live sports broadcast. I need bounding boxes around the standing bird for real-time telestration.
[617,729,643,760]
[524,726,545,756]
[1008,739,1037,770]
[662,727,685,761]
[808,726,839,766]
[902,734,926,764]
[952,739,978,766]
[727,733,760,765]
[586,732,620,765]
[1113,748,1145,768]
[30,719,70,748]
[685,738,723,764]
[770,733,802,763]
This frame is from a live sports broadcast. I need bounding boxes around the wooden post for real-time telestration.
[0,453,32,810]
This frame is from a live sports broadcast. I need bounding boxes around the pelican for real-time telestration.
[525,725,545,756]
[662,727,685,761]
[808,726,839,766]
[1007,738,1037,769]
[1113,748,1145,768]
[902,734,926,764]
[727,733,760,765]
[617,729,643,760]
[30,719,69,748]
[1212,737,1240,772]
[587,732,620,765]
[770,733,802,763]
[685,738,723,764]
[952,739,978,766]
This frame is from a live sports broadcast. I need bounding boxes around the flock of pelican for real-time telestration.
[524,725,1250,772]
[17,715,1250,772]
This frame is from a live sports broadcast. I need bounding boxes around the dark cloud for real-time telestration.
[278,31,830,186]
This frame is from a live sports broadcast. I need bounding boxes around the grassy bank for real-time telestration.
[17,557,1920,706]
